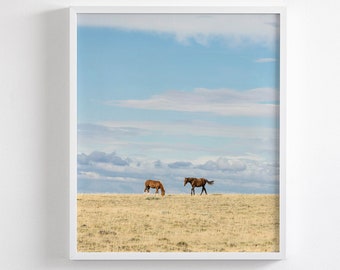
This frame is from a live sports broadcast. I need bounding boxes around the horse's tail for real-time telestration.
[206,180,214,185]
[159,182,165,196]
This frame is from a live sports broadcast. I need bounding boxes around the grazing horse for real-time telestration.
[184,177,214,195]
[144,180,165,196]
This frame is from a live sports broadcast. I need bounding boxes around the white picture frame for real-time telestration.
[70,4,286,260]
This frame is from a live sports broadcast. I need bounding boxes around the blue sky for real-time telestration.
[77,14,280,194]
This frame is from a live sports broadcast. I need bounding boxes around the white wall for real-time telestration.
[1,0,340,269]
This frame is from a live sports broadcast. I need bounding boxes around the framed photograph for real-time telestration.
[70,5,286,260]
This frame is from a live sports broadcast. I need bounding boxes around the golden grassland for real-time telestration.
[77,193,279,252]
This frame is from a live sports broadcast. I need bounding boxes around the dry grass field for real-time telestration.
[77,194,279,252]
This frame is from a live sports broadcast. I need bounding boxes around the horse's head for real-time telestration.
[161,189,165,196]
[184,177,189,186]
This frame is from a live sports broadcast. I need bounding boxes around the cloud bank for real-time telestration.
[77,151,279,194]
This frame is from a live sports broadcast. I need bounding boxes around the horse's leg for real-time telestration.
[155,187,159,194]
[144,186,149,193]
[201,185,208,195]
[191,187,195,195]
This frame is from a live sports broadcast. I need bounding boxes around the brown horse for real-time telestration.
[184,177,214,195]
[144,180,165,196]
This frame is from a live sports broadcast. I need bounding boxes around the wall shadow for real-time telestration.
[42,7,70,268]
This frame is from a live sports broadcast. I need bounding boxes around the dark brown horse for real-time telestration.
[144,180,165,196]
[184,177,214,195]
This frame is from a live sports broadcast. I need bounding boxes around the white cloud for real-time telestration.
[107,87,279,117]
[255,58,277,63]
[78,13,279,47]
[78,171,101,179]
[99,120,277,140]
